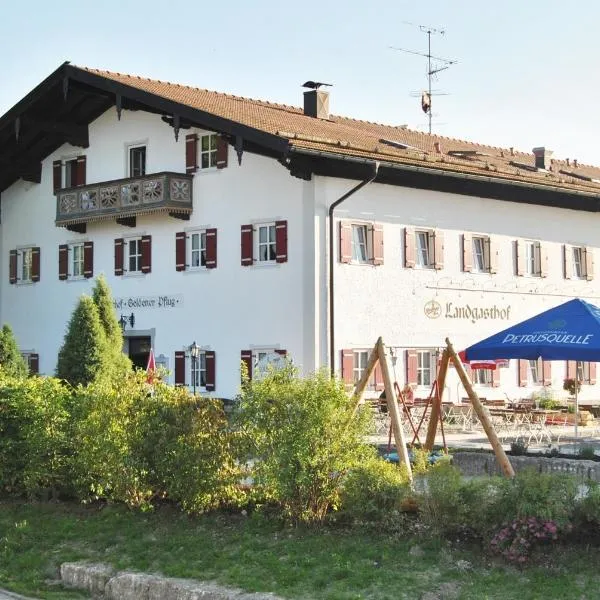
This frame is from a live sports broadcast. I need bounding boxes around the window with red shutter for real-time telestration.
[58,245,68,280]
[9,250,17,284]
[542,360,552,386]
[83,241,94,278]
[114,239,124,276]
[216,135,228,169]
[185,133,198,174]
[518,360,528,387]
[205,228,217,269]
[141,235,152,273]
[241,350,253,380]
[433,231,444,270]
[590,362,597,385]
[175,232,186,271]
[29,353,39,375]
[372,223,384,266]
[241,225,253,266]
[53,160,62,193]
[406,350,418,386]
[205,351,216,391]
[31,247,41,282]
[492,367,501,388]
[75,155,86,186]
[174,351,186,386]
[404,228,416,268]
[339,221,352,264]
[462,233,472,272]
[341,349,354,384]
[275,220,288,263]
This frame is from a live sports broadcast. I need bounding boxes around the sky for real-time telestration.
[1,0,599,165]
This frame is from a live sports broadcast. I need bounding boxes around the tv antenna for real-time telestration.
[390,23,457,134]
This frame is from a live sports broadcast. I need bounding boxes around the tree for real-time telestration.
[56,296,107,386]
[0,324,27,378]
[91,275,131,377]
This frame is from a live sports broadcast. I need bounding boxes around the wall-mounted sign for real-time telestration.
[113,295,183,310]
[425,299,511,324]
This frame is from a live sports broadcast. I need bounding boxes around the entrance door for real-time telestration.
[128,336,151,370]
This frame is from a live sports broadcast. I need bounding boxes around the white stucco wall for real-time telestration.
[0,108,312,399]
[328,176,600,404]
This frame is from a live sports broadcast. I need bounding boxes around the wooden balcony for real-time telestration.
[55,172,193,232]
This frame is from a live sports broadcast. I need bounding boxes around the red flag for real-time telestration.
[146,348,156,383]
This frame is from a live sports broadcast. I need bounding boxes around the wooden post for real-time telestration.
[350,338,381,417]
[378,339,413,482]
[446,338,515,478]
[424,348,449,450]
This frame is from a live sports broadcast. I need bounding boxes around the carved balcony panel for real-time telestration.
[55,172,193,228]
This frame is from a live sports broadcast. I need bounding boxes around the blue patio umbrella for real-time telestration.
[465,298,600,438]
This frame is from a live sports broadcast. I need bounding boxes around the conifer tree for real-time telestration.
[0,324,28,378]
[56,296,107,386]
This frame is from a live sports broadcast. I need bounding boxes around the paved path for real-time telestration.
[0,591,37,600]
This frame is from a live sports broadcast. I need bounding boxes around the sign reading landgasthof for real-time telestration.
[424,299,511,324]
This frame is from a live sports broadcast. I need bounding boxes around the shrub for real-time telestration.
[578,445,597,461]
[510,439,529,455]
[339,455,412,524]
[573,481,600,533]
[234,365,374,523]
[0,373,73,498]
[0,324,28,378]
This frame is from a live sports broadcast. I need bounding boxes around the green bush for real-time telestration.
[573,481,600,532]
[0,324,28,378]
[578,445,597,461]
[234,365,374,523]
[339,454,411,524]
[0,372,73,498]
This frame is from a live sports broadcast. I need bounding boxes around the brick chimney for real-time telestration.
[304,89,330,119]
[532,147,553,170]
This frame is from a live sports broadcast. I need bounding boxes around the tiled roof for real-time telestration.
[81,67,600,195]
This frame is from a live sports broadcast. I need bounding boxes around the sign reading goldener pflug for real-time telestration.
[113,295,184,310]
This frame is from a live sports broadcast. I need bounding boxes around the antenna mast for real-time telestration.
[391,24,456,134]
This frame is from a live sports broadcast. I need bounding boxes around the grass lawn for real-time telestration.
[1,500,600,600]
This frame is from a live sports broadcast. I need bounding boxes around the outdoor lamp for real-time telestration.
[189,341,200,395]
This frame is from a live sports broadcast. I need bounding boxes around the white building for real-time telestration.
[2,63,600,404]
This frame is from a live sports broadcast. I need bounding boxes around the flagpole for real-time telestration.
[575,361,579,440]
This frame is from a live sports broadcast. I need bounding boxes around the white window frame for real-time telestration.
[21,351,37,375]
[190,351,207,390]
[572,246,586,280]
[125,236,143,275]
[353,350,369,384]
[187,230,207,270]
[351,224,370,264]
[63,158,78,188]
[128,145,147,178]
[525,241,541,277]
[70,242,85,279]
[473,369,493,386]
[472,236,490,273]
[417,350,434,386]
[576,362,591,385]
[17,247,33,283]
[255,223,277,264]
[528,359,542,386]
[415,230,434,269]
[199,134,218,170]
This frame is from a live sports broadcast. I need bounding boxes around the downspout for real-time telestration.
[329,161,380,375]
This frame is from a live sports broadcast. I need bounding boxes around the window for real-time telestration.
[19,248,33,282]
[126,238,143,273]
[472,236,490,272]
[129,146,146,177]
[528,359,542,385]
[351,225,369,263]
[416,231,434,268]
[573,246,585,279]
[473,369,493,386]
[577,362,591,384]
[191,351,207,389]
[417,350,433,386]
[71,243,84,278]
[256,223,276,263]
[21,352,39,375]
[353,350,369,383]
[200,134,218,169]
[190,231,207,268]
[64,159,78,188]
[524,241,542,276]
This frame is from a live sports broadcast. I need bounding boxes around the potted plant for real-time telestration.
[563,377,582,397]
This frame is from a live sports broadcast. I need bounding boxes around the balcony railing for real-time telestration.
[55,172,193,228]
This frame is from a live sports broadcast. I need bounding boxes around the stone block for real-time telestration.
[60,562,115,595]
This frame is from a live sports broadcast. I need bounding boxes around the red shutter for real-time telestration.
[404,227,415,268]
[114,238,124,276]
[539,243,548,278]
[174,351,186,386]
[433,231,444,270]
[205,351,216,391]
[462,233,472,272]
[141,235,152,273]
[518,359,528,387]
[374,362,385,391]
[372,223,384,265]
[516,240,525,276]
[241,225,253,266]
[29,353,39,375]
[241,350,253,380]
[341,349,354,384]
[590,362,597,385]
[543,360,552,386]
[492,367,501,388]
[175,232,186,271]
[275,349,287,356]
[31,247,40,282]
[586,248,595,281]
[53,160,62,192]
[83,241,94,278]
[9,250,17,284]
[75,155,86,186]
[216,135,228,169]
[489,237,499,274]
[567,360,576,380]
[205,228,217,269]
[275,220,288,263]
[406,350,418,386]
[563,245,572,279]
[58,244,68,280]
[185,133,198,174]
[339,221,352,264]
